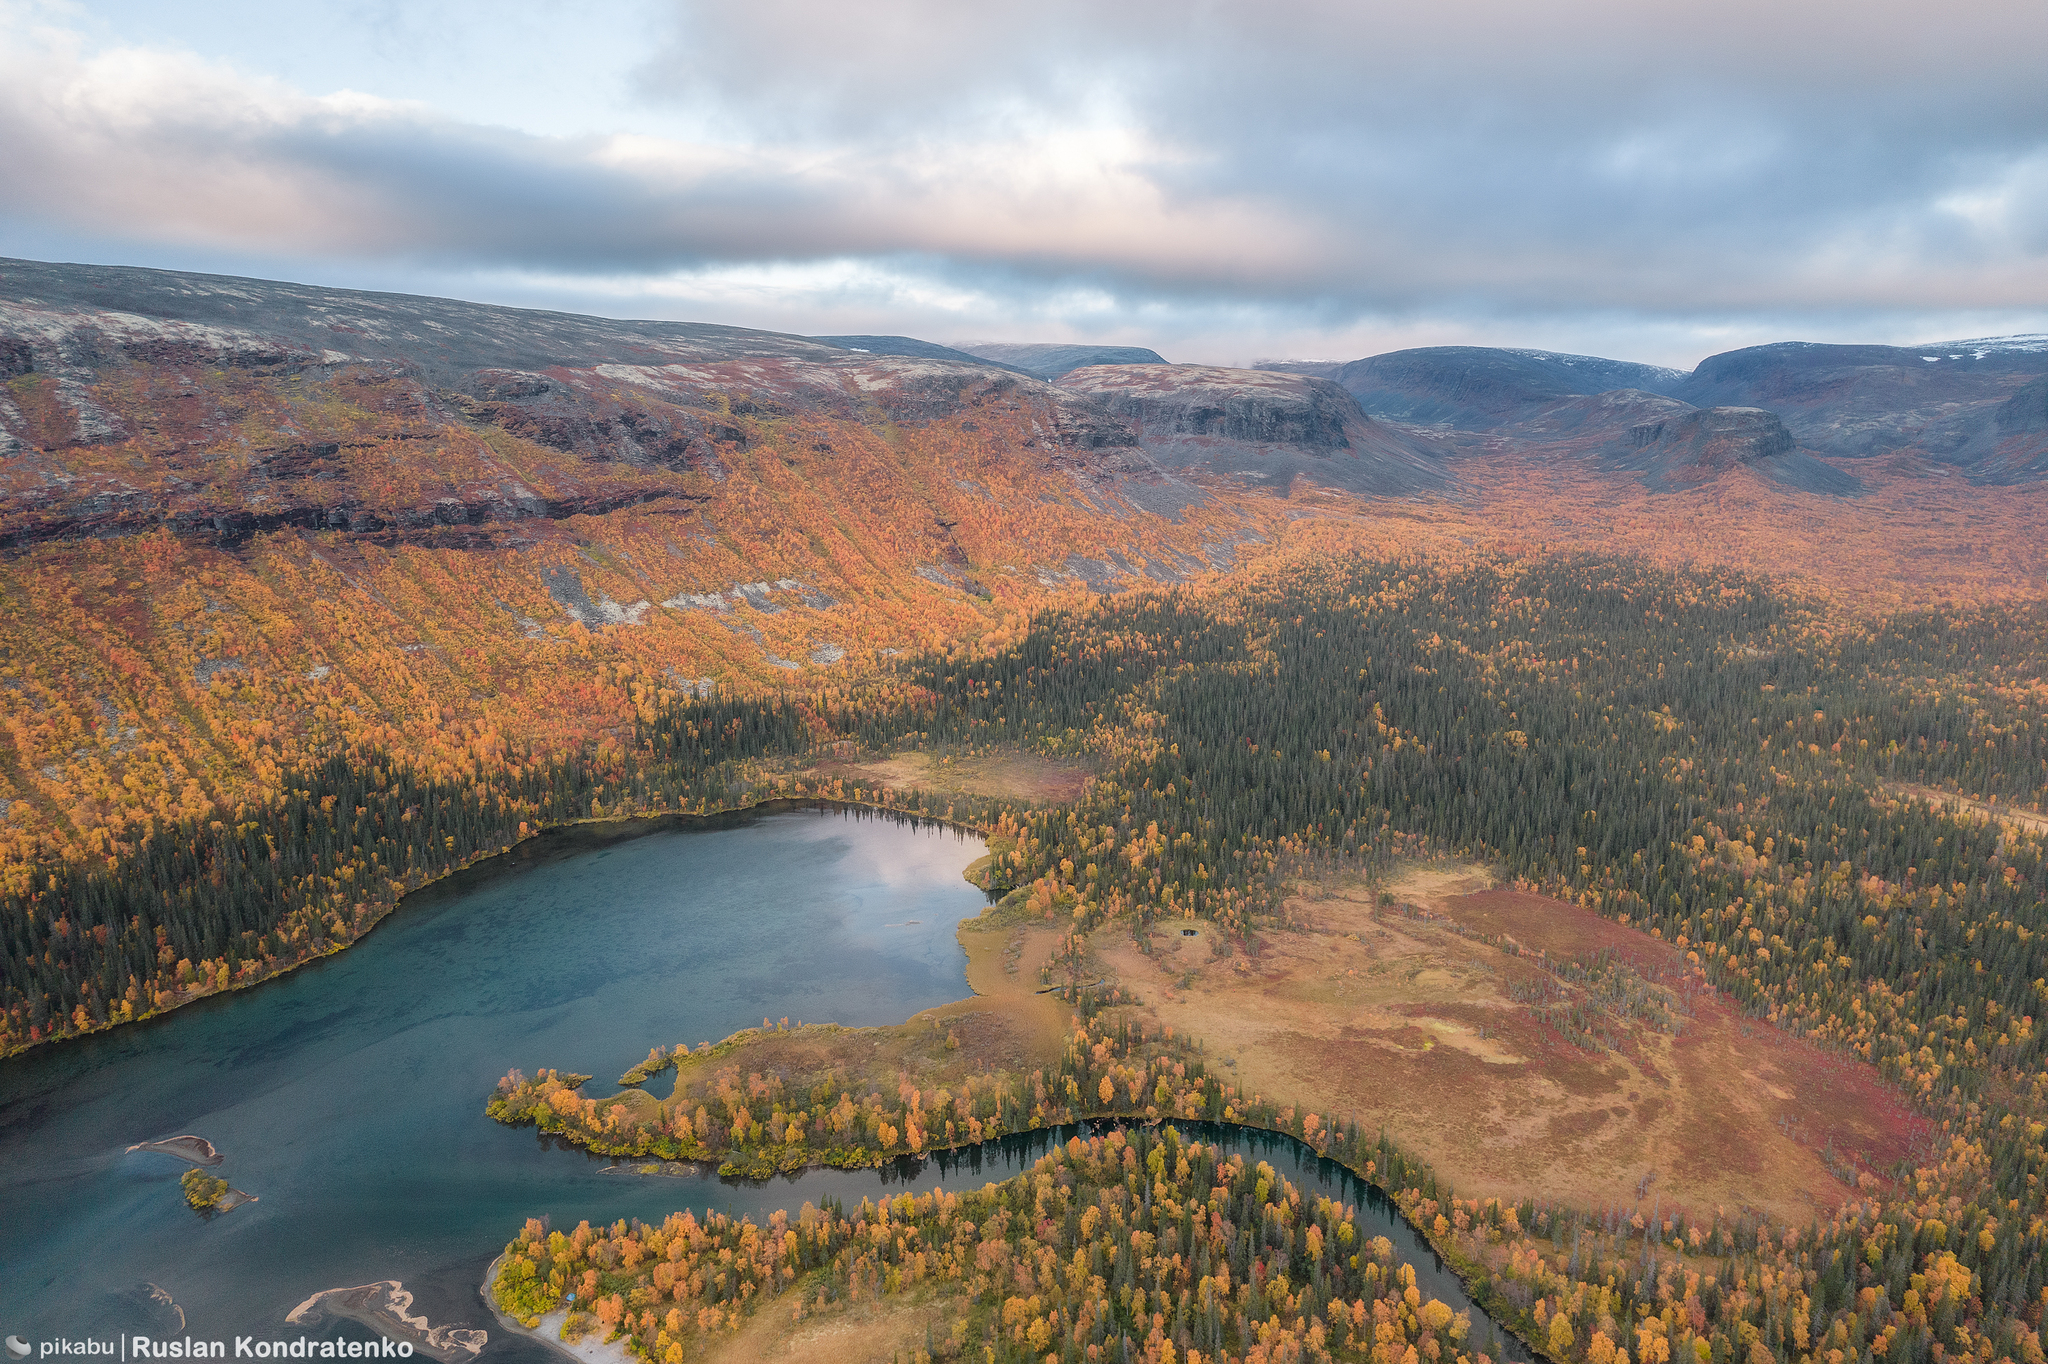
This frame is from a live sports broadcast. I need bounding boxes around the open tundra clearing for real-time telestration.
[1091,862,1932,1220]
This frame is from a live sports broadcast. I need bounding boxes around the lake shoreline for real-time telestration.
[480,1255,635,1364]
[2,794,991,1064]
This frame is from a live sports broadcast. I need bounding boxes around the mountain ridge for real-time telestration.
[1248,335,2048,484]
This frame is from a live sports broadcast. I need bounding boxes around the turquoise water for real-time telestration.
[0,807,990,1348]
[0,806,1529,1364]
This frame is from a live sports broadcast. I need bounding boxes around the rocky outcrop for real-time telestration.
[1056,363,1448,495]
[1258,333,2048,484]
[1497,388,1695,440]
[1932,374,2048,484]
[1597,405,1857,493]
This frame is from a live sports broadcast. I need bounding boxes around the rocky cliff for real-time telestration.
[1055,363,1448,495]
[1596,405,1855,493]
[1674,337,2048,472]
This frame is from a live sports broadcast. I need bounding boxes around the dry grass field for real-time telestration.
[601,859,1932,1227]
[805,749,1093,806]
[699,1294,954,1364]
[1089,862,1932,1222]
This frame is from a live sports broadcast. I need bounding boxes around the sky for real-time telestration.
[2,0,2046,368]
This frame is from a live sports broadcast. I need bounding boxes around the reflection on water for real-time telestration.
[0,807,986,1348]
[682,1119,1533,1364]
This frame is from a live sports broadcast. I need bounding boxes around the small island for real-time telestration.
[180,1168,255,1214]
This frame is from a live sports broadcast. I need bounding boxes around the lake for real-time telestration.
[0,804,1528,1364]
[0,807,989,1350]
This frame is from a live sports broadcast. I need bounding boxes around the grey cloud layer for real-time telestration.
[3,0,2046,342]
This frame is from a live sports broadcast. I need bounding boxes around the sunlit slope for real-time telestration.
[0,260,1278,878]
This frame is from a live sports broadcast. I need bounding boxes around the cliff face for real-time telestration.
[1598,405,1853,492]
[1260,334,2048,486]
[1055,363,1449,495]
[1925,375,2048,484]
[1421,389,1857,493]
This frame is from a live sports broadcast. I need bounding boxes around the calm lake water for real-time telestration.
[0,805,1527,1363]
[0,808,988,1349]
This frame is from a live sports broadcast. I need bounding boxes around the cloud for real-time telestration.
[2,0,2046,364]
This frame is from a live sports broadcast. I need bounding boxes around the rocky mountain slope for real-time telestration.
[0,259,1157,551]
[1259,335,2048,487]
[1284,346,1689,427]
[1591,404,1857,494]
[1673,337,2048,479]
[1442,388,1855,493]
[1,255,2044,885]
[0,259,1279,876]
[808,335,1035,376]
[1933,374,2048,482]
[1055,363,1448,495]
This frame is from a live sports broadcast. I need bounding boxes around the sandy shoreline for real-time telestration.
[287,1280,485,1362]
[480,1255,635,1364]
[127,1134,223,1166]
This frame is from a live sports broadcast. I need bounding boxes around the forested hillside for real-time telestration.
[9,548,2048,1364]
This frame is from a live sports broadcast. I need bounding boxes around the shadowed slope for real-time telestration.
[1057,362,1450,496]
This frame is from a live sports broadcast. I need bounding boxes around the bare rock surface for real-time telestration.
[1056,363,1450,496]
[810,335,1034,376]
[1597,405,1857,493]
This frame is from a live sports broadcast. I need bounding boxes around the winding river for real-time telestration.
[0,805,1527,1362]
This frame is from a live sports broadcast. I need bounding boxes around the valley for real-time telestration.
[2,257,2046,1364]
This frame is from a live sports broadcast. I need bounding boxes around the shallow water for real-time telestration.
[0,806,1530,1364]
[0,807,988,1350]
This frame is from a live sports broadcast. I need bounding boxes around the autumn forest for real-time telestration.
[4,264,2048,1364]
